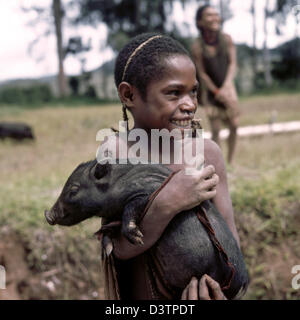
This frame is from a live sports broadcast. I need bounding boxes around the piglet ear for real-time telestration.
[94,162,110,180]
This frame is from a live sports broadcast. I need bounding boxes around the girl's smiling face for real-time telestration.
[130,54,198,133]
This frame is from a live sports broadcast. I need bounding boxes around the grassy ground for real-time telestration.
[0,93,300,299]
[196,92,300,129]
[229,137,300,299]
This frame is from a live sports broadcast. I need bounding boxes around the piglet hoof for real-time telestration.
[102,235,113,257]
[127,233,144,246]
[122,223,144,246]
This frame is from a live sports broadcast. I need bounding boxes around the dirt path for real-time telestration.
[204,121,300,139]
[0,227,105,300]
[0,229,31,299]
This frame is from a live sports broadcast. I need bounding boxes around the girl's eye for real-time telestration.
[167,90,180,97]
[191,87,198,96]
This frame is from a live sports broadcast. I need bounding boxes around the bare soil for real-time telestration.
[0,227,105,300]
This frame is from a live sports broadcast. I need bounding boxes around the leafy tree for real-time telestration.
[275,0,299,35]
[218,0,233,26]
[74,0,169,51]
[271,38,300,82]
[72,0,209,52]
[22,0,68,97]
[271,1,300,83]
[21,0,91,97]
[65,36,91,73]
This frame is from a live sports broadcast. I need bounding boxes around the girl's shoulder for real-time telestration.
[204,138,224,168]
[203,139,228,185]
[186,137,223,169]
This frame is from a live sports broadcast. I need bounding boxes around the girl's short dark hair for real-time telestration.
[114,33,190,100]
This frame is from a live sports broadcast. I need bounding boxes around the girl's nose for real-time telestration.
[179,99,197,114]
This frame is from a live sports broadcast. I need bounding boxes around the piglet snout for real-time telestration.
[44,209,57,225]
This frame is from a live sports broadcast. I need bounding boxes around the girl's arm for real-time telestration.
[105,135,239,259]
[112,165,219,260]
[204,139,240,246]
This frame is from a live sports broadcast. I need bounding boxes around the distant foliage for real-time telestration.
[85,85,97,98]
[272,38,300,82]
[0,85,53,105]
[69,77,80,96]
[74,0,201,51]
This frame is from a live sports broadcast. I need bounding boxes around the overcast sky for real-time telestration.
[0,0,299,82]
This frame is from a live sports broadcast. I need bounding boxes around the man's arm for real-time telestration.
[222,34,237,87]
[191,36,238,106]
[215,34,238,105]
[191,41,219,94]
[204,139,240,247]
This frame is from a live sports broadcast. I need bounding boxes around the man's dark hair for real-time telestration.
[114,33,190,100]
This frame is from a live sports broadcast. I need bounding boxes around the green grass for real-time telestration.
[0,93,300,299]
[225,131,300,299]
[230,163,300,299]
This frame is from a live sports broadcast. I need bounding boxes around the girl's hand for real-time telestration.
[155,165,219,216]
[112,165,219,260]
[181,275,227,300]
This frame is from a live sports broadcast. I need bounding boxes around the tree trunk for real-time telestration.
[219,0,224,27]
[135,0,140,23]
[263,0,272,87]
[251,0,257,74]
[53,0,67,97]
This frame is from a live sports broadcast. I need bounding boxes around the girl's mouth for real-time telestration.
[170,119,192,128]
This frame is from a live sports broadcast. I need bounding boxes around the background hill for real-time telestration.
[1,38,299,105]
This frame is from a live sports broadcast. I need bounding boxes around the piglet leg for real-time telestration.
[122,198,148,245]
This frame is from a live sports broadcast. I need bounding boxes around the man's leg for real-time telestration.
[225,115,238,164]
[209,116,222,146]
[224,86,240,164]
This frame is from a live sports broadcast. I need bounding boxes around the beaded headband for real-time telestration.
[121,35,163,82]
